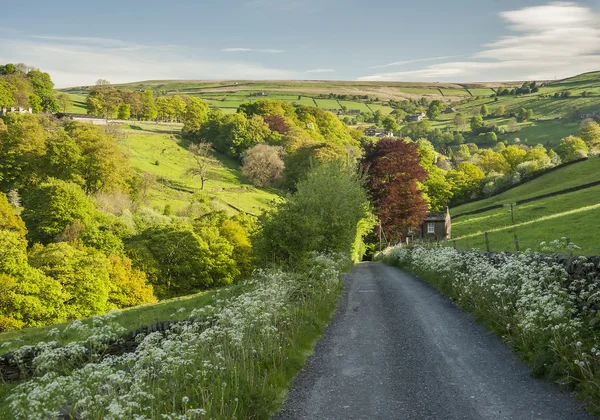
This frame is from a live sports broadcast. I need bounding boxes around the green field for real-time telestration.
[60,71,600,146]
[63,92,87,113]
[448,157,600,254]
[119,124,280,215]
[451,157,600,214]
[467,88,495,97]
[314,98,342,109]
[339,100,371,112]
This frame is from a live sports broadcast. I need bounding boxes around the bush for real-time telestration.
[255,161,374,266]
[241,144,285,187]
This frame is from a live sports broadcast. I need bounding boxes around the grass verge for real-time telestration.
[1,254,348,419]
[378,246,600,415]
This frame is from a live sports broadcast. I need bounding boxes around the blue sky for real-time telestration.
[1,0,599,87]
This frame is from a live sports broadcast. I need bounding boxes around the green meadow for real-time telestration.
[448,157,600,254]
[119,124,280,215]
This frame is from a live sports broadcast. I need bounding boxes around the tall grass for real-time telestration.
[378,245,600,414]
[3,253,349,419]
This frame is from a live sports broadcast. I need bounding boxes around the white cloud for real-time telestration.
[221,47,286,54]
[359,2,600,82]
[0,35,296,88]
[368,55,466,69]
[305,68,335,73]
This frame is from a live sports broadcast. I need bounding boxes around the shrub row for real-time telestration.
[378,246,600,413]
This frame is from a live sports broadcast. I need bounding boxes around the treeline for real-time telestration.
[0,112,255,332]
[183,99,361,189]
[401,120,600,206]
[0,63,59,113]
[85,80,186,121]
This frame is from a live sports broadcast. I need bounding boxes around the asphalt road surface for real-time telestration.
[275,262,594,420]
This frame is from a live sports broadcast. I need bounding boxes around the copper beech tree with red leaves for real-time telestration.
[362,138,428,241]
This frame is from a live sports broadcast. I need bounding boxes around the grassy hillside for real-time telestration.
[452,158,600,214]
[60,79,523,118]
[449,157,600,254]
[118,123,279,215]
[60,71,600,146]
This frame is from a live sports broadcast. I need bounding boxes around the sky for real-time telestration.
[1,0,599,87]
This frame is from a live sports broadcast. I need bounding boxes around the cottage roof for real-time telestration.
[424,212,446,221]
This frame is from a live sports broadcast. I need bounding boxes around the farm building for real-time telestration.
[405,114,424,122]
[442,107,456,114]
[406,207,451,241]
[364,127,394,137]
[0,107,32,116]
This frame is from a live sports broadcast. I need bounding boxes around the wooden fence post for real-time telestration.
[484,232,490,252]
[453,240,457,249]
[514,233,520,252]
[466,238,470,250]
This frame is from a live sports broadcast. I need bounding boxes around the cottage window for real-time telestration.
[427,223,435,234]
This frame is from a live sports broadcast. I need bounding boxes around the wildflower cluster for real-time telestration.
[378,245,600,410]
[7,253,346,419]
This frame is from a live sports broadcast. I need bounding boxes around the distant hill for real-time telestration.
[60,71,600,146]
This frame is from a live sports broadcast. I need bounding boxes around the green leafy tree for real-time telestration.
[43,129,84,184]
[182,97,209,133]
[0,80,16,108]
[382,115,400,132]
[117,103,131,120]
[86,81,122,119]
[427,100,444,120]
[22,179,96,244]
[29,243,112,318]
[453,133,465,145]
[64,122,130,193]
[501,145,527,173]
[140,90,158,121]
[485,132,498,143]
[477,149,509,174]
[256,161,374,266]
[0,192,27,236]
[470,115,484,133]
[417,139,453,211]
[219,218,254,278]
[524,144,551,170]
[57,93,71,113]
[480,104,489,117]
[0,231,66,330]
[457,144,471,159]
[447,162,484,202]
[453,113,466,131]
[27,70,59,112]
[494,105,505,117]
[107,254,156,308]
[580,120,600,148]
[127,223,231,297]
[0,112,47,191]
[556,136,589,162]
